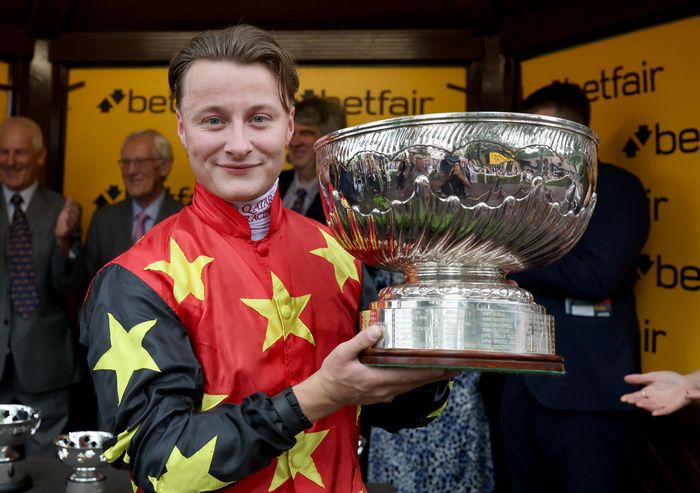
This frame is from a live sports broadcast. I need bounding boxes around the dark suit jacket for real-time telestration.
[509,162,650,412]
[278,170,326,224]
[0,187,82,393]
[85,194,183,279]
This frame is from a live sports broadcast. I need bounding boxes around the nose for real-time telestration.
[224,122,253,158]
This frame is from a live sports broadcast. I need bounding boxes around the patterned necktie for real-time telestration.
[291,189,307,213]
[8,194,40,318]
[132,210,150,243]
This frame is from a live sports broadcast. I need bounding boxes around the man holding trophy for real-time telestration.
[80,24,452,493]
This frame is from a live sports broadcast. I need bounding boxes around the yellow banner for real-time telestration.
[522,16,700,373]
[0,62,8,121]
[63,65,467,235]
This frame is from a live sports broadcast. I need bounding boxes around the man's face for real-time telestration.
[120,135,169,205]
[0,123,46,191]
[176,61,294,203]
[287,122,322,174]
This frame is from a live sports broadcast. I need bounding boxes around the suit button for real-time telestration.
[2,320,7,326]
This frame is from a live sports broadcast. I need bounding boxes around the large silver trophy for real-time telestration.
[55,431,113,493]
[0,404,41,492]
[315,112,598,373]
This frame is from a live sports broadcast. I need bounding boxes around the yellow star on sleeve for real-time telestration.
[241,272,315,352]
[310,228,359,292]
[269,429,329,491]
[201,393,228,411]
[148,436,233,493]
[93,314,160,405]
[104,425,140,463]
[145,237,214,303]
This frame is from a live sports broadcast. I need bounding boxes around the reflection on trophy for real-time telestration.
[0,404,41,492]
[55,431,112,493]
[316,112,598,373]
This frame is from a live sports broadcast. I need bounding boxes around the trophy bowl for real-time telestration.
[0,404,41,492]
[55,431,113,493]
[315,112,598,373]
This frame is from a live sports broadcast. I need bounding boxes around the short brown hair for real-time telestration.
[295,97,347,136]
[168,24,299,112]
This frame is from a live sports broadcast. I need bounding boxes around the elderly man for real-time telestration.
[0,116,83,455]
[85,129,183,279]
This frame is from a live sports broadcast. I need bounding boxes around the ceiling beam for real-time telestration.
[28,0,73,39]
[502,0,699,58]
[0,23,35,60]
[49,29,482,65]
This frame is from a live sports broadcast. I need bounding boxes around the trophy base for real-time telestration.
[66,478,107,493]
[360,347,564,373]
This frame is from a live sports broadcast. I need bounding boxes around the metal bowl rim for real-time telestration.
[314,111,599,150]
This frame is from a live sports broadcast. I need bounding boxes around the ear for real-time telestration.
[36,146,47,167]
[159,159,173,178]
[285,107,295,146]
[176,111,188,149]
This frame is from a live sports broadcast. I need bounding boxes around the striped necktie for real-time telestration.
[8,194,40,318]
[132,209,150,243]
[291,189,307,213]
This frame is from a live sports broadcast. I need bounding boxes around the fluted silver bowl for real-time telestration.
[55,430,112,486]
[316,112,597,274]
[315,112,598,369]
[0,404,41,450]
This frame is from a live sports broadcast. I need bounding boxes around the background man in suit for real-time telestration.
[280,96,346,223]
[499,82,650,493]
[85,129,183,279]
[0,116,83,455]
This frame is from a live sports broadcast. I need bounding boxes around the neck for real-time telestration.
[296,166,317,184]
[134,189,163,209]
[231,181,277,240]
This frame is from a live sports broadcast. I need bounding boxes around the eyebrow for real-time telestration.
[189,102,283,118]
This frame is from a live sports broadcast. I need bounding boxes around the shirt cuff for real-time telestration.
[272,387,312,436]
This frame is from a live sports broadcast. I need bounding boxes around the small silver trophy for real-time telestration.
[55,431,113,493]
[0,404,41,492]
[316,112,598,373]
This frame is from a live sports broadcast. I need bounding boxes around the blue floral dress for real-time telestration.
[368,372,494,493]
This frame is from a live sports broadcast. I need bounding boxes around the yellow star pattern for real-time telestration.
[104,425,140,463]
[148,436,233,493]
[427,379,454,419]
[269,430,329,491]
[93,314,160,404]
[145,237,214,303]
[310,228,359,292]
[201,393,228,411]
[241,273,315,352]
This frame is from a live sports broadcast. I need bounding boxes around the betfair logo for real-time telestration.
[97,89,176,114]
[623,123,699,158]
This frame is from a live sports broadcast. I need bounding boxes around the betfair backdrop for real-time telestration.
[0,62,8,120]
[522,16,700,373]
[63,66,467,235]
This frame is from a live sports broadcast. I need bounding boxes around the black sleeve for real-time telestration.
[361,380,452,432]
[80,264,311,492]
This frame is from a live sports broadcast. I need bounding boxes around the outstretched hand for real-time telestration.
[621,371,700,416]
[294,325,456,423]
